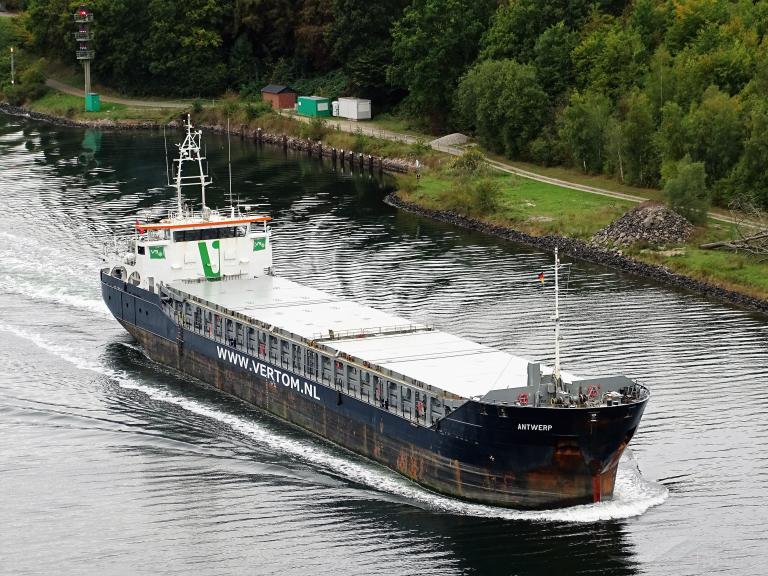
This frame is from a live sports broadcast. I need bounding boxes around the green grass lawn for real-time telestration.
[400,170,768,300]
[407,171,634,239]
[28,91,178,122]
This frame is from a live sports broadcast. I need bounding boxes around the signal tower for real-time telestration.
[74,5,99,111]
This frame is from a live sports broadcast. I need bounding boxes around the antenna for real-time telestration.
[171,113,212,216]
[227,115,234,218]
[163,125,170,186]
[553,246,561,386]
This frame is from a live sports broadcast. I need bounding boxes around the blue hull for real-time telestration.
[101,271,647,509]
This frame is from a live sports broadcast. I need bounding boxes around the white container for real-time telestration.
[332,101,340,117]
[337,97,372,121]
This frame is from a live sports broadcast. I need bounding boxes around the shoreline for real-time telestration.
[0,103,414,173]
[3,102,765,313]
[385,192,768,315]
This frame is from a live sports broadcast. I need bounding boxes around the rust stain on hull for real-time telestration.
[120,321,641,509]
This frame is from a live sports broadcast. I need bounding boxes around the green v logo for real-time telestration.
[197,240,221,279]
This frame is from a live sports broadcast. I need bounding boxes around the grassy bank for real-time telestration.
[396,159,768,301]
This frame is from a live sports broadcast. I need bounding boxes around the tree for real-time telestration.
[656,101,688,182]
[685,86,743,188]
[294,0,336,74]
[630,0,670,51]
[390,0,496,128]
[533,21,577,98]
[572,20,648,99]
[622,90,658,186]
[664,155,710,224]
[455,59,548,158]
[728,99,768,208]
[26,0,71,54]
[329,0,408,101]
[558,90,611,173]
[479,0,590,63]
[141,0,229,96]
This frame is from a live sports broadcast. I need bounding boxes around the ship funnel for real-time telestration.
[527,363,541,387]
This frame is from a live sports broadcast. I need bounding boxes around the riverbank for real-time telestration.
[386,192,768,314]
[2,100,765,311]
[0,102,418,173]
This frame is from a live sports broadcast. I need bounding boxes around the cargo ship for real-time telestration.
[101,118,649,509]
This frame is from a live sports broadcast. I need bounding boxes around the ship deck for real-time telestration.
[170,275,534,399]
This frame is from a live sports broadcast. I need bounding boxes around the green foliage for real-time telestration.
[290,70,348,101]
[664,155,710,223]
[299,117,328,141]
[408,138,431,159]
[455,59,548,158]
[245,100,271,121]
[330,0,408,101]
[1,56,48,104]
[559,91,612,173]
[727,99,768,208]
[17,0,768,209]
[572,19,649,99]
[447,148,488,177]
[533,21,578,98]
[439,178,502,218]
[685,86,743,191]
[390,0,496,128]
[621,90,659,186]
[479,0,591,62]
[473,178,503,215]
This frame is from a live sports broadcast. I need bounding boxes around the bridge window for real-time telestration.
[236,323,244,348]
[214,315,222,339]
[137,245,145,255]
[174,226,249,243]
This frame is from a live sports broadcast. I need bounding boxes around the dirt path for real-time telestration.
[45,79,187,109]
[285,112,751,227]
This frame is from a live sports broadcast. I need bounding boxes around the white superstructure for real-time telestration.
[107,117,273,291]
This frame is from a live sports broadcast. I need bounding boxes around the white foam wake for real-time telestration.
[1,323,668,523]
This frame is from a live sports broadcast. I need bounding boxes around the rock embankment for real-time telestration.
[592,202,693,247]
[0,103,415,173]
[385,192,768,314]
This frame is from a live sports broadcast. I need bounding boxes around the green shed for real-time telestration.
[297,96,331,117]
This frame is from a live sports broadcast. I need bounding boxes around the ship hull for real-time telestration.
[102,272,647,509]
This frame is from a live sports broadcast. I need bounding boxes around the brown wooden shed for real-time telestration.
[261,85,297,110]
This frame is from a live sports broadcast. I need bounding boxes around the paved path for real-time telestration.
[285,112,751,227]
[45,79,187,109]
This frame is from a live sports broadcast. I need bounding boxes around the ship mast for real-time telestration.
[553,246,561,386]
[173,114,212,216]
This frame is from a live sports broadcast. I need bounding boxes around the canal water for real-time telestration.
[1,114,766,576]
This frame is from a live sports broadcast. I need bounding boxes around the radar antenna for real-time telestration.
[172,114,212,216]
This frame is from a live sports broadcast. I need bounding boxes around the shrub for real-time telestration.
[664,155,710,224]
[245,100,270,121]
[473,178,503,215]
[448,148,488,177]
[300,117,328,141]
[408,138,431,159]
[192,99,203,114]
